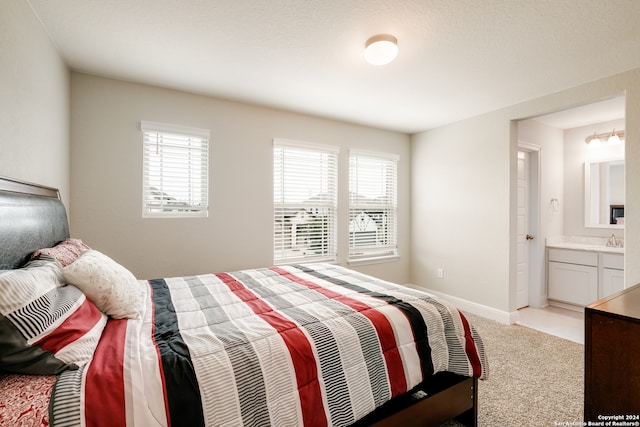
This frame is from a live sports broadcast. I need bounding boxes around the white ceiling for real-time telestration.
[28,0,640,133]
[533,95,626,130]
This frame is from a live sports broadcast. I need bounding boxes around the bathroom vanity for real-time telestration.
[546,237,624,311]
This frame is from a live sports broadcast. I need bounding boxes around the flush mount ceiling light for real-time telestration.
[585,129,625,145]
[364,34,398,66]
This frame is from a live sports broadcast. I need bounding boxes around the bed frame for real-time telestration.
[0,175,478,427]
[357,372,477,427]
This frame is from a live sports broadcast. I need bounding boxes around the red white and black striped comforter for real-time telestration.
[50,263,487,427]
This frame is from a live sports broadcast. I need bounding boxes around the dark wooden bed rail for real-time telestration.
[353,372,477,427]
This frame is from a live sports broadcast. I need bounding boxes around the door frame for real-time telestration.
[517,141,543,308]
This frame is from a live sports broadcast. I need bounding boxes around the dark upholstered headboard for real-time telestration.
[0,176,70,270]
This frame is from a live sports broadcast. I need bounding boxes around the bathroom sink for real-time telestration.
[547,242,623,253]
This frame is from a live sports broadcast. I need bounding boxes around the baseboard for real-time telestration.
[407,284,519,325]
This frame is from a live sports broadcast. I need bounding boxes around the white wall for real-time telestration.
[0,0,70,205]
[411,68,640,320]
[70,73,411,282]
[517,120,565,240]
[411,113,511,314]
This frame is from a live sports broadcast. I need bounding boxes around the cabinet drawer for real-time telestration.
[548,248,597,266]
[602,253,624,270]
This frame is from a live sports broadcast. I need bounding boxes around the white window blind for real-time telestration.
[349,151,398,260]
[141,121,209,218]
[273,139,338,263]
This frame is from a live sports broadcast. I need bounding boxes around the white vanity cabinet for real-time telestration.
[548,249,598,307]
[547,247,624,310]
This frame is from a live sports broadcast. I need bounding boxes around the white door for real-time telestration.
[516,151,530,308]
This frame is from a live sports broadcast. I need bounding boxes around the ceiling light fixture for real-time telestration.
[364,34,398,66]
[585,129,624,145]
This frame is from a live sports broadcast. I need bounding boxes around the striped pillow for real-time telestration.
[0,257,107,375]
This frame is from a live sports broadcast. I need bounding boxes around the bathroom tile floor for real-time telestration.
[517,305,584,344]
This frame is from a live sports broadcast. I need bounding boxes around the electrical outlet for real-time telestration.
[437,268,444,279]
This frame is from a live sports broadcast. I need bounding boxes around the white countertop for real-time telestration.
[546,236,624,254]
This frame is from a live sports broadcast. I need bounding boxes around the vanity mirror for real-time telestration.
[584,159,624,228]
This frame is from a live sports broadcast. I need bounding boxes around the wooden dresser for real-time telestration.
[585,283,640,421]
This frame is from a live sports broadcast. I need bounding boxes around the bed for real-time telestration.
[0,176,487,427]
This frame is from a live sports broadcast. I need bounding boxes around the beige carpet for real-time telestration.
[443,313,584,426]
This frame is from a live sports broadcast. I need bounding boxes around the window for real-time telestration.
[141,121,209,218]
[273,139,338,263]
[349,151,398,260]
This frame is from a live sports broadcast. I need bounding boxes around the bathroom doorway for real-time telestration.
[515,95,626,333]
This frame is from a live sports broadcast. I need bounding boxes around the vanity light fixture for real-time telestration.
[586,132,601,146]
[364,34,398,66]
[585,129,624,145]
[608,130,622,145]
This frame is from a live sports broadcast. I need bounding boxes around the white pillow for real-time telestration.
[63,250,144,319]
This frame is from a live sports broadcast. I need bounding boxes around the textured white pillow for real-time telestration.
[63,250,144,319]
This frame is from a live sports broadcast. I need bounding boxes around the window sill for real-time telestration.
[275,256,338,266]
[347,255,399,267]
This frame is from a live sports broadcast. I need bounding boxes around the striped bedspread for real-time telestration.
[50,263,487,427]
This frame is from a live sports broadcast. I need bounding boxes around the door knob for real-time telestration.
[526,234,534,240]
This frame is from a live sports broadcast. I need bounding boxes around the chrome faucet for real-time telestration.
[607,234,621,247]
